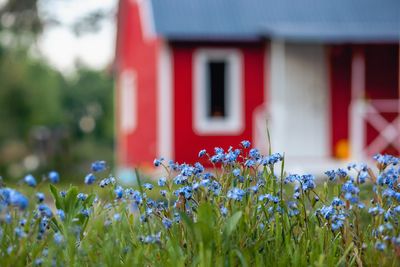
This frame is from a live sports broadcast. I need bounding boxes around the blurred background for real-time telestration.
[0,0,116,182]
[1,0,399,183]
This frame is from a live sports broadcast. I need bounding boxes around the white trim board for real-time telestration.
[157,41,173,160]
[120,70,137,133]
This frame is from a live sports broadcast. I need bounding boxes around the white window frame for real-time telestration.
[120,70,137,133]
[193,49,244,135]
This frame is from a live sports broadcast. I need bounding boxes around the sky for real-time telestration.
[37,0,117,72]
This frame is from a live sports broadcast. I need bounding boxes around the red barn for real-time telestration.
[115,0,400,174]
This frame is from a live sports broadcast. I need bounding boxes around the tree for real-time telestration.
[0,0,115,181]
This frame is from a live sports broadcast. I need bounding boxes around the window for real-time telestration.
[193,49,243,135]
[208,61,226,117]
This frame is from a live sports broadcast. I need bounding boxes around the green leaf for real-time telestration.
[223,211,242,238]
[49,184,63,210]
[64,186,78,214]
[233,249,248,267]
[84,193,96,207]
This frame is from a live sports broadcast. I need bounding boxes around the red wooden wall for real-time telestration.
[115,0,160,168]
[171,42,266,164]
[329,44,399,158]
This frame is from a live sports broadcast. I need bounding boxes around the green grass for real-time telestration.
[0,149,400,266]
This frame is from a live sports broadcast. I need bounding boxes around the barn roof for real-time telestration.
[149,0,400,42]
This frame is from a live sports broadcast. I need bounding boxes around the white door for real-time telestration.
[269,41,329,158]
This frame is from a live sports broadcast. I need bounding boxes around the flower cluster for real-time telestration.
[1,143,400,265]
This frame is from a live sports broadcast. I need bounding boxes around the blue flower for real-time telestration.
[241,140,251,148]
[198,149,206,158]
[261,153,283,165]
[368,205,384,216]
[143,183,153,190]
[285,174,300,184]
[377,167,399,187]
[359,171,369,184]
[24,174,37,187]
[331,197,344,207]
[288,209,300,217]
[192,182,200,191]
[84,173,96,185]
[325,170,336,181]
[14,227,25,238]
[4,213,11,224]
[140,232,161,244]
[19,218,27,226]
[224,150,239,164]
[181,165,195,176]
[194,162,204,174]
[300,174,315,191]
[77,193,88,201]
[57,209,65,221]
[373,154,399,166]
[394,206,400,214]
[375,241,386,251]
[258,194,279,204]
[214,147,224,155]
[4,189,29,210]
[168,160,178,171]
[114,186,124,199]
[160,190,167,197]
[80,209,90,217]
[38,204,53,218]
[220,206,228,217]
[249,148,261,160]
[156,177,166,188]
[245,159,255,168]
[211,154,224,163]
[210,147,225,163]
[91,160,107,172]
[258,194,271,202]
[34,258,43,266]
[113,213,121,221]
[162,218,173,229]
[173,212,181,223]
[99,177,115,188]
[36,192,45,203]
[175,186,192,199]
[336,168,347,178]
[341,181,359,201]
[153,158,163,167]
[232,168,241,177]
[227,188,245,201]
[54,232,64,245]
[129,190,143,205]
[331,218,344,231]
[173,175,187,185]
[248,185,259,194]
[48,171,60,183]
[317,205,335,220]
[209,181,222,195]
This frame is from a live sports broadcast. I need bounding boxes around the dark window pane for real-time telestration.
[207,61,226,118]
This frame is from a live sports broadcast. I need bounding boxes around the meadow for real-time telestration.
[0,140,399,266]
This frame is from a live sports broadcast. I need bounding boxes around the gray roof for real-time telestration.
[150,0,400,42]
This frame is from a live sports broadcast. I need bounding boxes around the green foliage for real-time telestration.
[0,48,114,180]
[1,153,400,266]
[0,0,115,181]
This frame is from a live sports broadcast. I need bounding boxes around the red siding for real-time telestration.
[364,45,399,155]
[329,44,399,158]
[172,42,266,164]
[115,0,160,168]
[329,45,352,158]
